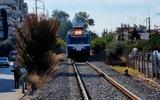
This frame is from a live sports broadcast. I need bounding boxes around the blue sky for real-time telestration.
[25,0,160,35]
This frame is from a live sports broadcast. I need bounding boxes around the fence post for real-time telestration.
[138,52,140,72]
[155,52,159,80]
[143,53,145,75]
[141,53,143,73]
[22,77,25,93]
[152,53,155,78]
[144,53,146,74]
[147,53,150,76]
[153,52,158,80]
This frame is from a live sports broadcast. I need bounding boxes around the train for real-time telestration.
[66,20,91,59]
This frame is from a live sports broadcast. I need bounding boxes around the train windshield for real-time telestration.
[68,36,89,44]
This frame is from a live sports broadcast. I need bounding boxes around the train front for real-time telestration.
[66,27,90,59]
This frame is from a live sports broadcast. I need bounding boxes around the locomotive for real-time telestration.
[66,19,90,59]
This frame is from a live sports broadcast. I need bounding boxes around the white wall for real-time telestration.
[139,32,149,40]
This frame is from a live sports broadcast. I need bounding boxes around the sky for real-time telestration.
[25,0,160,35]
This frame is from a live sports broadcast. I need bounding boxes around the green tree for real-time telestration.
[91,35,115,54]
[52,9,69,21]
[131,28,140,40]
[102,29,109,37]
[89,31,98,40]
[143,33,160,51]
[73,12,94,29]
[52,10,72,39]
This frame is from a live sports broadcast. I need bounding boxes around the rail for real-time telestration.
[86,61,141,100]
[71,60,89,100]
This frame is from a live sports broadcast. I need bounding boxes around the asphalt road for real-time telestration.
[0,63,24,100]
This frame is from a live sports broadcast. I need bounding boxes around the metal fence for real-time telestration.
[128,52,160,80]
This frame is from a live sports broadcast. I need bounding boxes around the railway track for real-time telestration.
[71,60,90,100]
[71,60,141,100]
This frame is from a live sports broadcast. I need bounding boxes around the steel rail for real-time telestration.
[86,61,141,100]
[71,60,89,100]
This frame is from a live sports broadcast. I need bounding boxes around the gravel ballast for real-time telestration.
[91,61,160,100]
[24,61,82,100]
[75,62,129,100]
[22,59,160,100]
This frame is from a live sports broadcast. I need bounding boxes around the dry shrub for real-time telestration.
[28,72,51,89]
[27,53,64,89]
[44,53,64,75]
[15,14,60,74]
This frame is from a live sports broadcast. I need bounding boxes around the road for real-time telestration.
[0,63,24,100]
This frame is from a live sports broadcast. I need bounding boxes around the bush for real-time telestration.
[106,42,127,65]
[106,42,126,59]
[91,37,106,54]
[15,15,60,74]
[126,40,146,52]
[53,38,66,53]
[143,33,160,51]
[91,35,115,54]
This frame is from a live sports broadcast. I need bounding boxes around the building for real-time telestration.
[0,0,28,40]
[115,24,150,41]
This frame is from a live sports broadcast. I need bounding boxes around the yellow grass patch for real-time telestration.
[112,66,143,77]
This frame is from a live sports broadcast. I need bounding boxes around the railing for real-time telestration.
[128,52,160,81]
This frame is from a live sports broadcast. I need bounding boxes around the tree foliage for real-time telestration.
[52,10,72,39]
[90,31,98,40]
[91,37,106,54]
[91,35,115,54]
[143,33,160,51]
[73,12,94,29]
[15,14,60,74]
[52,9,69,21]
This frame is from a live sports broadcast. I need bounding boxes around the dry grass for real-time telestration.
[27,53,64,90]
[28,73,46,88]
[112,66,160,91]
[112,66,143,77]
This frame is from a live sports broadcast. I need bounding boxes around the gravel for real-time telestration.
[22,58,160,100]
[75,62,129,100]
[91,61,160,100]
[23,61,82,100]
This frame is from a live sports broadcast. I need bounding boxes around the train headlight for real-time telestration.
[78,31,82,34]
[74,30,83,35]
[75,31,79,34]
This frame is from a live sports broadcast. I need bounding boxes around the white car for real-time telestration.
[0,57,10,67]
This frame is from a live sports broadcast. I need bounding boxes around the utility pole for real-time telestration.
[35,0,37,16]
[146,17,151,35]
[121,23,124,41]
[35,0,45,16]
[148,17,151,35]
[42,1,45,14]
